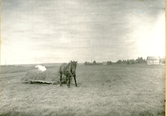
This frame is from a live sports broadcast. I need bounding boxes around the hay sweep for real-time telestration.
[21,68,66,84]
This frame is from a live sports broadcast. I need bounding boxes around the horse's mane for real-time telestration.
[59,61,77,73]
[65,61,77,72]
[66,61,72,70]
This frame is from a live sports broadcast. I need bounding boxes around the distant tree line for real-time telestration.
[84,57,147,65]
[116,57,146,64]
[84,60,102,65]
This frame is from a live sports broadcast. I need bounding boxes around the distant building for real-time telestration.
[146,56,160,65]
[103,62,107,65]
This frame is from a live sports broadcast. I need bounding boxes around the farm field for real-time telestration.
[0,64,165,116]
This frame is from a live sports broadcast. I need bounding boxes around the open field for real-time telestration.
[0,64,165,116]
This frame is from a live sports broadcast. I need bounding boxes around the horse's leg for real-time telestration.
[66,75,67,84]
[74,74,77,87]
[60,73,62,86]
[69,75,71,88]
[67,74,71,88]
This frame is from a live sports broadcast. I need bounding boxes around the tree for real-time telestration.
[160,58,166,64]
[107,61,112,65]
[93,60,96,65]
[122,60,127,64]
[136,57,146,64]
[116,60,122,64]
[84,61,88,65]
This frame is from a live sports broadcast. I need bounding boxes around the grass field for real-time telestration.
[0,64,165,116]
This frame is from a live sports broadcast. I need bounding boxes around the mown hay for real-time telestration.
[21,68,66,84]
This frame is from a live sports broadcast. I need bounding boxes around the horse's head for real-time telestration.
[70,61,77,74]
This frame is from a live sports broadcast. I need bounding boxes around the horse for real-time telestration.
[59,61,77,88]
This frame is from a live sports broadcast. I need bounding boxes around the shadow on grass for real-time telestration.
[0,110,165,116]
[0,111,76,116]
[131,110,165,116]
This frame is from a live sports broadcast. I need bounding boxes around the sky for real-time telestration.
[1,0,165,64]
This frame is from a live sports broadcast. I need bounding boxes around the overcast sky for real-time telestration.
[1,0,165,64]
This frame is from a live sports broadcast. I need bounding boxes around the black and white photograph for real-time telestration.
[0,0,165,116]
